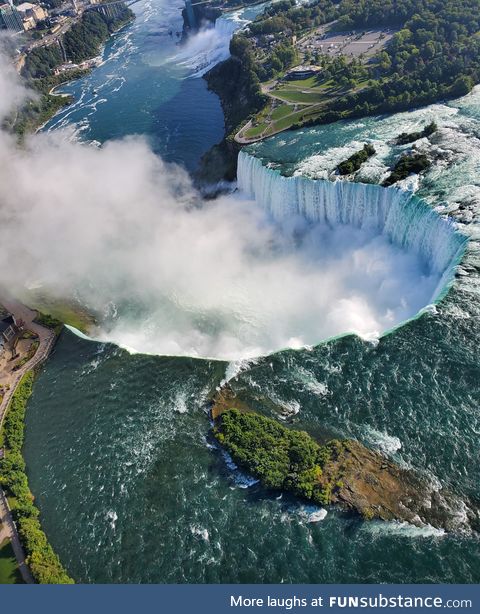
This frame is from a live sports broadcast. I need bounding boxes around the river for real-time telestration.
[23,0,480,583]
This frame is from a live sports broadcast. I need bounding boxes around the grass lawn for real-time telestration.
[271,104,294,120]
[272,109,304,130]
[288,75,319,87]
[19,292,96,333]
[244,123,268,138]
[0,539,23,584]
[274,89,322,104]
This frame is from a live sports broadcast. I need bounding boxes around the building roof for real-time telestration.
[288,65,322,73]
[16,2,35,11]
[0,314,15,334]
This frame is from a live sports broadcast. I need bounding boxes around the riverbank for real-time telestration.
[0,299,72,584]
[200,0,480,169]
[12,10,135,139]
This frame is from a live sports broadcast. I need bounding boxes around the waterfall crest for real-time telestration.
[238,151,467,302]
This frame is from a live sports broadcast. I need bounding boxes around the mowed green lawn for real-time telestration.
[271,104,293,120]
[0,539,23,584]
[274,89,322,104]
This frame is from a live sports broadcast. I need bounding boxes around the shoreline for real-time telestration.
[25,15,135,137]
[0,298,64,583]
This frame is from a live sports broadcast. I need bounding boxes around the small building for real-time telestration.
[16,1,47,23]
[0,314,18,345]
[284,65,322,81]
[22,15,36,30]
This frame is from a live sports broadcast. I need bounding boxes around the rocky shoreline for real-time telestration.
[211,387,479,533]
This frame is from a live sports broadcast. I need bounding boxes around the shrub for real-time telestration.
[0,371,74,584]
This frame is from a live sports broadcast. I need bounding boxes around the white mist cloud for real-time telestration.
[0,40,30,119]
[0,49,441,360]
[170,18,237,77]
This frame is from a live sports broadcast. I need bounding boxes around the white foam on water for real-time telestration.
[361,425,402,456]
[364,520,446,539]
[190,525,209,541]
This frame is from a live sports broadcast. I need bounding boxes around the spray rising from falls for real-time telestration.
[238,151,468,304]
[0,47,468,361]
[91,155,468,360]
[172,15,239,77]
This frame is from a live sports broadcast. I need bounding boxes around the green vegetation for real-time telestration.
[395,121,437,145]
[0,372,74,584]
[337,144,376,175]
[64,8,134,63]
[271,104,293,121]
[23,46,63,80]
[212,0,480,140]
[214,409,347,505]
[12,91,70,138]
[0,539,23,584]
[10,70,91,138]
[23,9,133,79]
[33,312,63,335]
[383,153,431,186]
[27,292,96,333]
[12,6,134,138]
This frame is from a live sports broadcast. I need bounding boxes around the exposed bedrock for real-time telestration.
[211,388,479,533]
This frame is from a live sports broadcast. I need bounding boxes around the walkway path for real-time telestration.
[0,298,56,431]
[0,297,57,585]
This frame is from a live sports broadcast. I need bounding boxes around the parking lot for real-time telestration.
[298,26,396,61]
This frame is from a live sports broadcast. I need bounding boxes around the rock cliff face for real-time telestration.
[205,57,259,135]
[198,51,266,183]
[197,58,259,184]
[182,4,222,35]
[211,388,479,533]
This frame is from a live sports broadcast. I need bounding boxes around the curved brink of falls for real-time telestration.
[238,151,468,326]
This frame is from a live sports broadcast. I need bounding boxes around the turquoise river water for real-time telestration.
[24,0,480,583]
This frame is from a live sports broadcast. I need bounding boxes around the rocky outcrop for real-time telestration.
[211,388,479,533]
[324,440,475,532]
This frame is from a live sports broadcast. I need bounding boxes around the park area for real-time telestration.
[238,74,367,142]
[237,25,395,143]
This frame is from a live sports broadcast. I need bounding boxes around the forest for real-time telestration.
[214,408,346,505]
[63,7,133,63]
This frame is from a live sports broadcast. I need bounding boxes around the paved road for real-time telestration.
[0,297,57,585]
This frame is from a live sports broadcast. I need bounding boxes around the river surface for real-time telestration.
[24,0,480,583]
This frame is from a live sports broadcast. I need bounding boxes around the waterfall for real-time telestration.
[214,15,239,38]
[238,151,468,302]
[174,14,240,77]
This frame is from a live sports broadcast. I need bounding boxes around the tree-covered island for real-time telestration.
[337,144,376,175]
[213,407,478,532]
